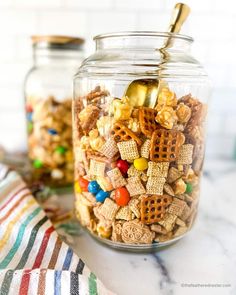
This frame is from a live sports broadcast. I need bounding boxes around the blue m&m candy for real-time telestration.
[48,128,58,135]
[26,112,33,122]
[88,181,100,194]
[96,190,109,203]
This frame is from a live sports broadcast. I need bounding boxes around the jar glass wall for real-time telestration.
[25,36,84,187]
[73,32,210,251]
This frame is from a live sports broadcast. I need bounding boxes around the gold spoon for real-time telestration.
[124,3,190,108]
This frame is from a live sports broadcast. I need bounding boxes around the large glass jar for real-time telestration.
[25,35,84,187]
[73,32,210,251]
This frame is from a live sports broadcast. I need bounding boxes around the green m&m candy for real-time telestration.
[27,122,33,133]
[33,159,43,169]
[55,146,66,155]
[185,182,193,194]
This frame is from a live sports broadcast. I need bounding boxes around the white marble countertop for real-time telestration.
[64,160,236,295]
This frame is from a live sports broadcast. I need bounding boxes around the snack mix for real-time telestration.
[73,85,207,245]
[26,96,74,186]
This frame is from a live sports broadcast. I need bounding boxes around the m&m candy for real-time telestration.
[33,159,43,169]
[96,190,109,203]
[88,181,101,194]
[185,182,193,194]
[26,112,33,122]
[74,181,82,193]
[78,177,89,192]
[116,159,129,175]
[133,157,148,171]
[114,187,130,206]
[55,146,67,155]
[48,128,58,135]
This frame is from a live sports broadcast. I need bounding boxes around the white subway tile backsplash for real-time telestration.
[0,10,38,36]
[64,0,112,9]
[12,0,62,8]
[114,0,162,11]
[87,11,137,36]
[37,11,87,37]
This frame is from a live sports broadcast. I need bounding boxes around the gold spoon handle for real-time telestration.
[168,3,191,33]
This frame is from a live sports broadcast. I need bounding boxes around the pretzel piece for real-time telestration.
[139,107,159,138]
[111,122,142,145]
[140,194,172,224]
[150,129,182,162]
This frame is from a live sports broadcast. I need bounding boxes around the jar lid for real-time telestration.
[31,35,85,50]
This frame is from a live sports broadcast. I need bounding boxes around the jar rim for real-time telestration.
[94,31,194,42]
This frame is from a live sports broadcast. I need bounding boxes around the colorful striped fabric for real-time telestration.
[0,164,114,295]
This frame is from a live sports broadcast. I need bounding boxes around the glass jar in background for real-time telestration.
[25,35,84,187]
[73,32,210,251]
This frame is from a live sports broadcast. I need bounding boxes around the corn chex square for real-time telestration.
[167,198,187,217]
[147,161,169,177]
[89,159,106,176]
[126,176,146,196]
[140,139,151,159]
[99,198,119,221]
[146,177,165,195]
[177,144,194,165]
[117,140,139,160]
[158,213,177,232]
[116,206,133,221]
[107,167,127,188]
[99,138,119,158]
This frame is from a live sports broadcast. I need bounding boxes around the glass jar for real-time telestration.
[25,35,84,187]
[73,32,210,251]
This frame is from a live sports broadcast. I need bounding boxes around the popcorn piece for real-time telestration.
[96,176,113,191]
[96,116,113,137]
[176,103,191,123]
[116,206,133,221]
[75,194,91,226]
[146,177,165,195]
[158,213,177,232]
[117,140,139,161]
[157,87,177,108]
[98,198,120,221]
[177,144,194,165]
[97,222,112,238]
[107,167,127,188]
[173,178,187,195]
[90,136,105,152]
[167,198,187,217]
[155,106,177,129]
[127,118,140,133]
[112,97,133,121]
[147,162,169,178]
[128,198,141,218]
[99,138,119,158]
[89,159,106,177]
[140,139,151,159]
[167,167,183,183]
[121,220,155,244]
[126,177,146,196]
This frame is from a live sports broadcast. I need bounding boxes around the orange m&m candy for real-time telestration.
[78,177,89,192]
[114,187,130,206]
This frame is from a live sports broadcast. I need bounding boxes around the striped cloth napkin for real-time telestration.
[0,164,114,295]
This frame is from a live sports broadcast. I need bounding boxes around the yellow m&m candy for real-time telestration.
[133,157,148,171]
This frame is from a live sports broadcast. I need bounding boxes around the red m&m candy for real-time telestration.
[78,177,89,192]
[114,187,130,206]
[116,159,129,175]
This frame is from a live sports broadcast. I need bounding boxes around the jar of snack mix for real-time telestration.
[25,35,84,187]
[73,32,210,250]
